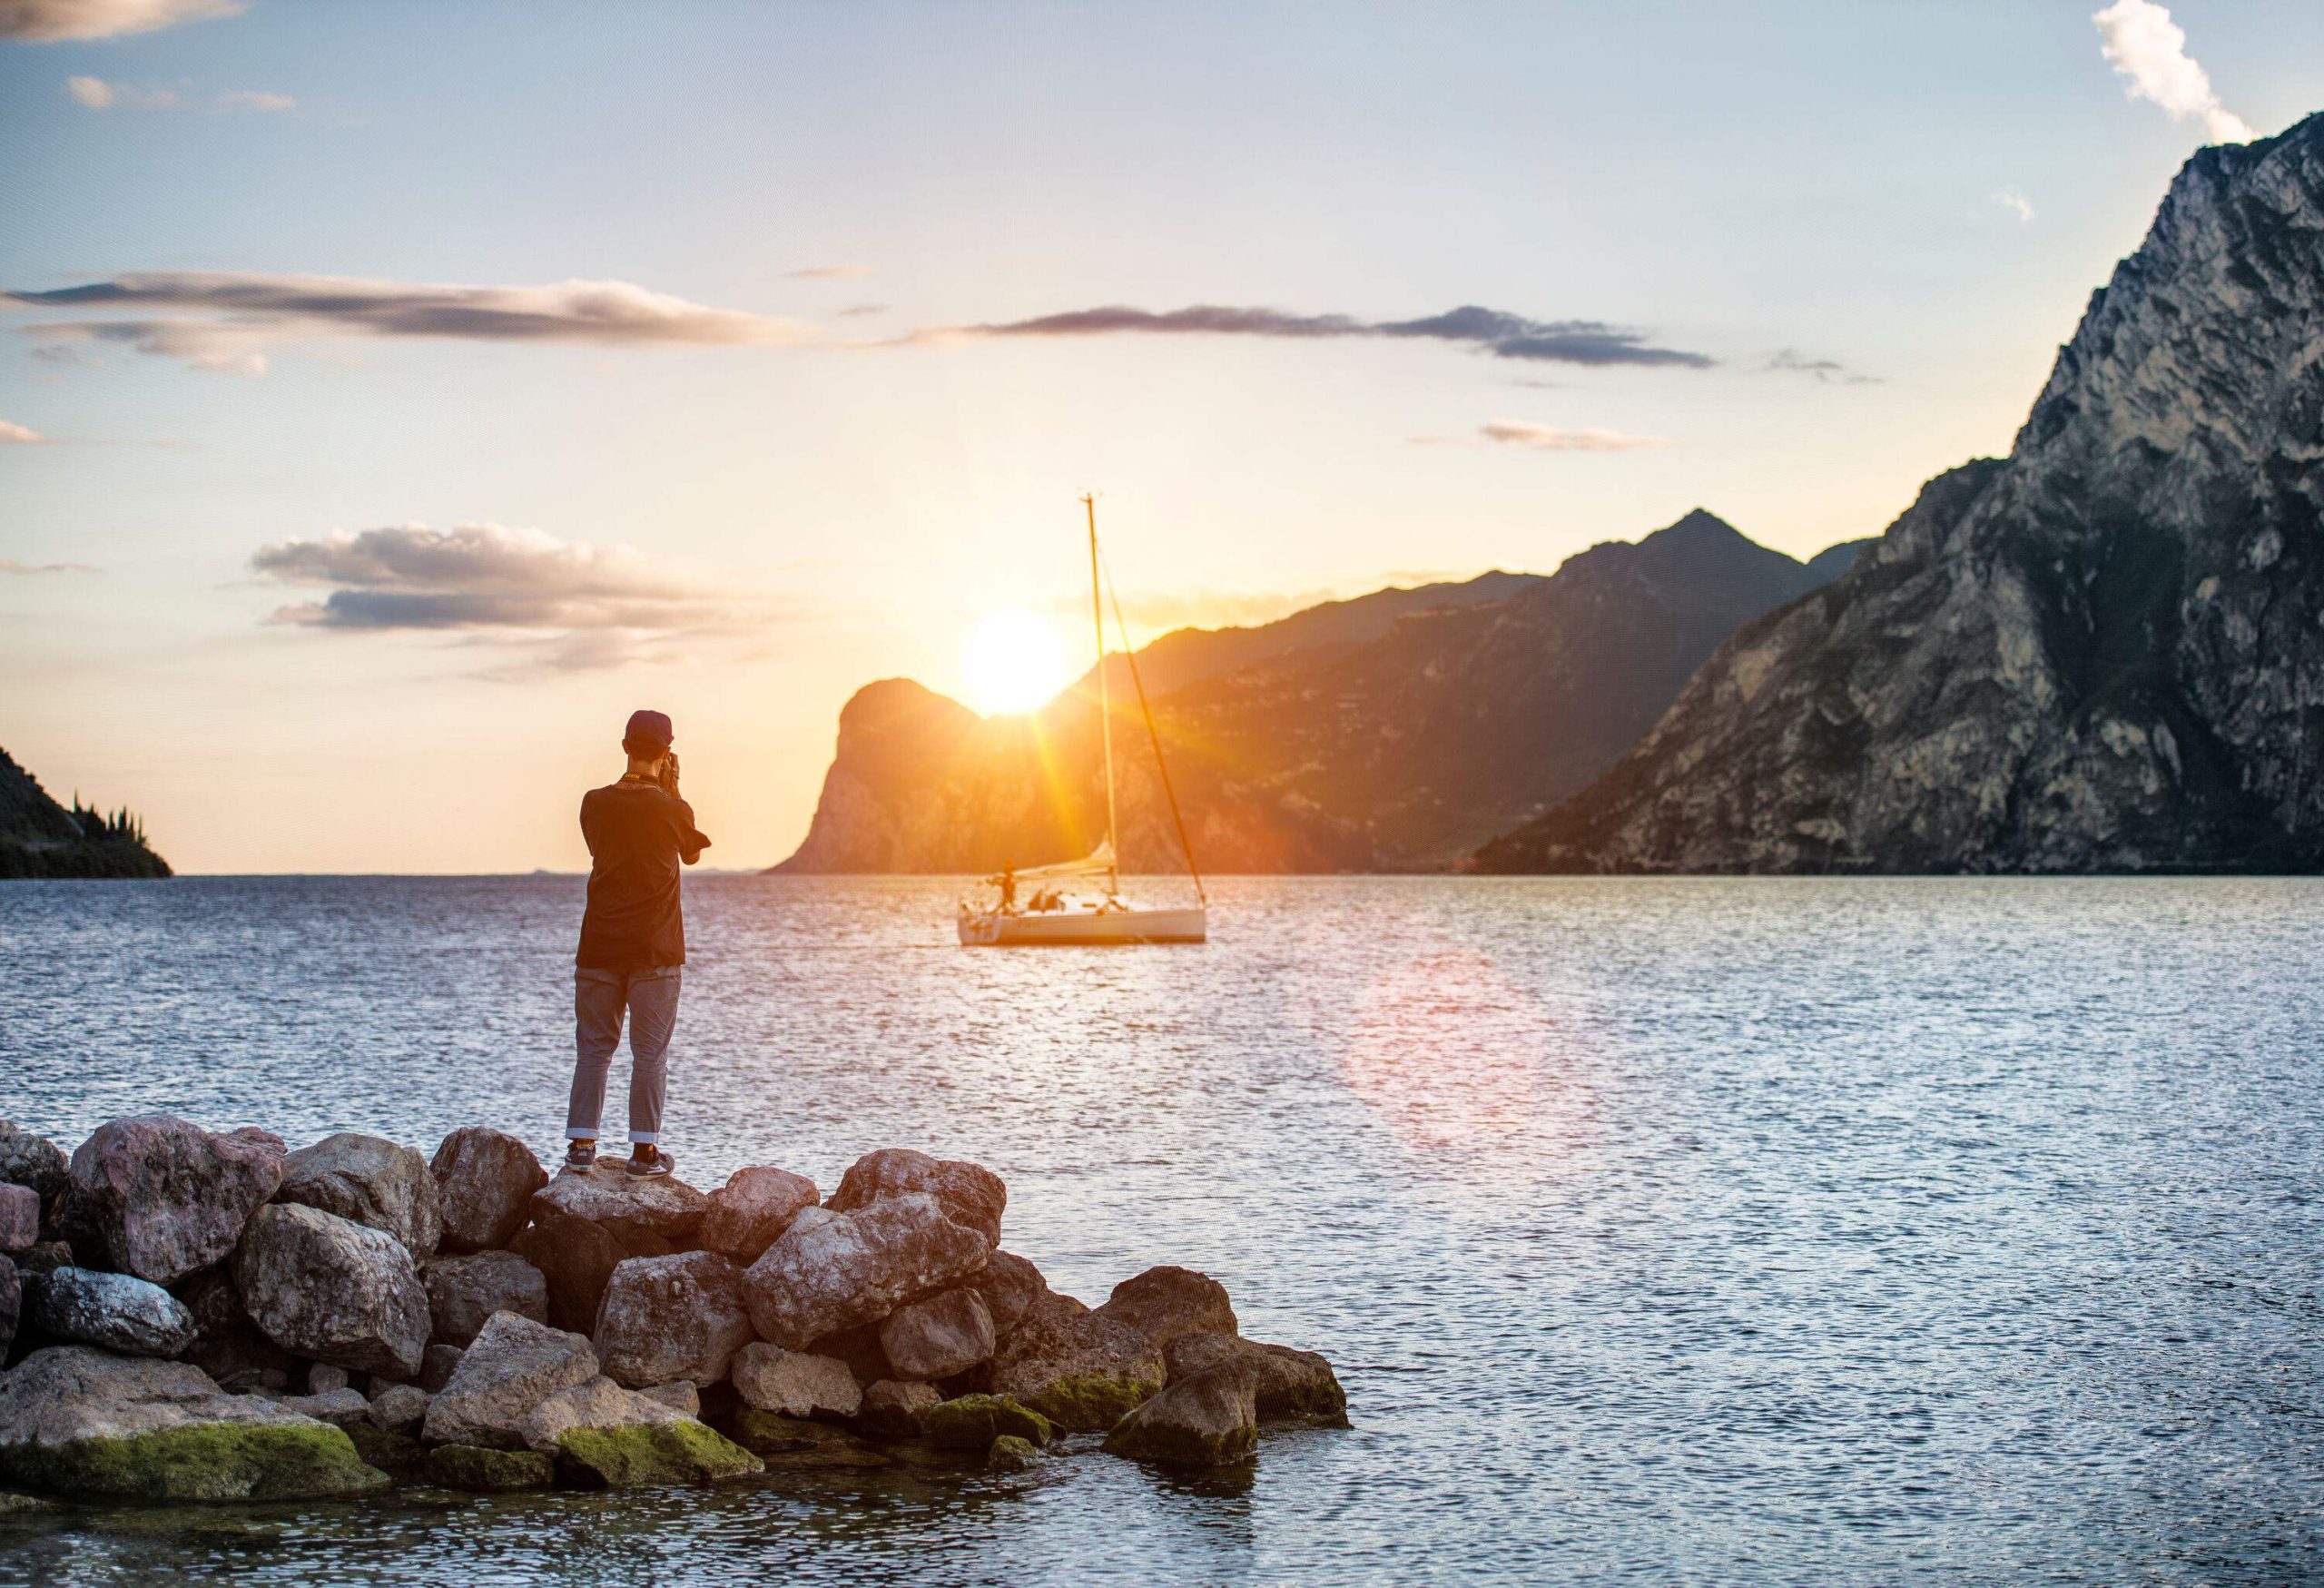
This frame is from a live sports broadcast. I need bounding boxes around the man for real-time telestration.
[564,708,710,1178]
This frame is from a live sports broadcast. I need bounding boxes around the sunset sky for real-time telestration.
[4,0,2318,873]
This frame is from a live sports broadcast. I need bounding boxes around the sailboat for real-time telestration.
[956,498,1209,946]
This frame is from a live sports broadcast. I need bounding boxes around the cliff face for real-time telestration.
[1477,113,2324,873]
[775,512,1850,873]
[0,747,172,879]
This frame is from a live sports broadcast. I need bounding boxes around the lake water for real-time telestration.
[1,875,2319,1585]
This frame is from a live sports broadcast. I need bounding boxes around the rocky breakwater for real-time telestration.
[0,1119,1346,1505]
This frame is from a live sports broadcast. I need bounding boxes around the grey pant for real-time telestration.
[566,965,681,1146]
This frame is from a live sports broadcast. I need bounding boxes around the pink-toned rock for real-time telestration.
[424,1250,547,1346]
[1093,1266,1237,1351]
[65,1115,284,1285]
[276,1132,443,1261]
[826,1149,1006,1245]
[231,1203,430,1378]
[698,1167,819,1264]
[742,1196,989,1350]
[730,1343,862,1419]
[878,1287,996,1381]
[594,1251,753,1388]
[430,1128,547,1254]
[0,1184,37,1255]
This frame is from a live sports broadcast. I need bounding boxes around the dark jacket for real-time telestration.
[576,780,710,972]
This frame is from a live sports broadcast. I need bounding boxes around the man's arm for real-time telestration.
[670,794,711,866]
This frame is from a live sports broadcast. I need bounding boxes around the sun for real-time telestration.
[961,609,1068,715]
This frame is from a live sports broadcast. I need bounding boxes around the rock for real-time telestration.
[637,1381,700,1417]
[987,1433,1039,1472]
[367,1382,430,1436]
[1165,1333,1349,1425]
[552,1419,763,1488]
[517,1374,684,1452]
[742,1195,990,1349]
[726,1410,891,1468]
[343,1423,425,1475]
[279,1386,372,1428]
[65,1116,284,1286]
[878,1287,996,1381]
[0,1258,16,1362]
[698,1166,819,1264]
[0,1185,37,1255]
[0,1124,69,1203]
[975,1250,1048,1338]
[827,1148,1007,1245]
[594,1251,753,1388]
[730,1343,861,1419]
[231,1204,429,1378]
[856,1378,941,1438]
[425,1443,554,1492]
[0,1346,389,1501]
[424,1250,548,1346]
[417,1344,465,1393]
[921,1393,1052,1451]
[420,1311,598,1450]
[276,1133,443,1262]
[429,1128,547,1253]
[25,1267,198,1357]
[990,1297,1165,1432]
[1096,1266,1237,1352]
[508,1211,625,1336]
[177,1267,294,1394]
[804,1322,894,1386]
[306,1364,350,1395]
[15,1241,72,1277]
[529,1168,707,1248]
[1102,1365,1258,1467]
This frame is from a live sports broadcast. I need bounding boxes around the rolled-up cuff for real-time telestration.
[627,1131,661,1147]
[565,1127,598,1140]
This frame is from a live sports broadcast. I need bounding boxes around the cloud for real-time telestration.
[784,264,871,280]
[9,271,816,373]
[64,74,178,108]
[911,301,1715,369]
[0,419,44,442]
[1,0,239,40]
[1,557,97,574]
[215,87,293,111]
[1476,420,1669,452]
[1763,348,1881,386]
[248,522,774,671]
[1992,187,2036,222]
[64,74,109,105]
[2092,0,2254,143]
[834,302,887,318]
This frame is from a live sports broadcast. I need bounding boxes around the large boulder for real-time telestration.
[276,1133,443,1262]
[0,1184,38,1254]
[878,1287,995,1381]
[990,1294,1165,1432]
[508,1210,625,1335]
[742,1196,990,1349]
[1165,1332,1349,1425]
[1095,1266,1238,1352]
[855,1378,941,1439]
[420,1311,599,1450]
[730,1343,862,1419]
[424,1250,548,1346]
[426,1443,553,1492]
[25,1267,197,1357]
[698,1167,819,1264]
[921,1393,1053,1450]
[0,1345,389,1501]
[826,1149,1006,1245]
[429,1128,547,1253]
[368,1382,430,1436]
[594,1252,753,1388]
[975,1250,1049,1339]
[530,1169,707,1248]
[517,1373,683,1451]
[0,1123,69,1203]
[65,1116,284,1286]
[552,1418,763,1488]
[231,1204,430,1378]
[1102,1365,1258,1467]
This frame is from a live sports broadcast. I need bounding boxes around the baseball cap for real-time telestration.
[624,709,674,749]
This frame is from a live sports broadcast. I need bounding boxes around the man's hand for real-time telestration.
[660,753,681,794]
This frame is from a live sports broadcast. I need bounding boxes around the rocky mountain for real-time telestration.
[0,746,171,879]
[775,511,1854,873]
[1477,113,2324,873]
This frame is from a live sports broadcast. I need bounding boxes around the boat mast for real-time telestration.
[1085,493,1119,896]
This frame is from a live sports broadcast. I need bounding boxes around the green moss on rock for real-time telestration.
[1018,1372,1155,1435]
[555,1420,763,1487]
[424,1444,555,1492]
[5,1423,389,1502]
[923,1394,1053,1450]
[343,1424,427,1475]
[986,1434,1039,1472]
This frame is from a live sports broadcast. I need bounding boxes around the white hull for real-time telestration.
[958,904,1207,945]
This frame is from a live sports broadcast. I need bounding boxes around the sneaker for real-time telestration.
[561,1140,597,1173]
[625,1147,674,1179]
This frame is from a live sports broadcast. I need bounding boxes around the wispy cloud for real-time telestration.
[909,302,1716,370]
[1992,187,2036,222]
[0,419,44,443]
[1476,420,1669,452]
[1763,348,1881,386]
[785,264,871,281]
[215,87,293,111]
[834,302,887,318]
[10,271,817,374]
[249,522,778,672]
[65,76,293,111]
[2092,0,2253,143]
[1,0,239,41]
[1,557,98,574]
